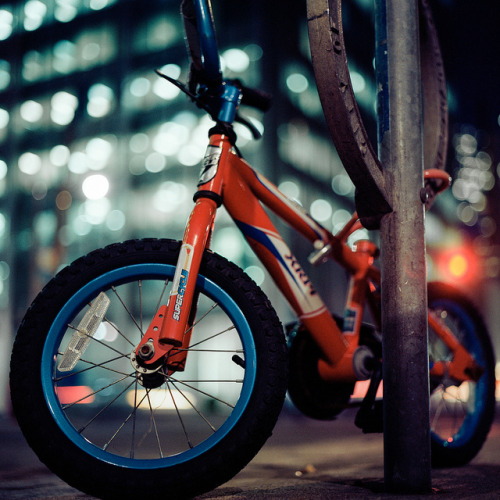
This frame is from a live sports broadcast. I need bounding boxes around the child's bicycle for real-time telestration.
[10,0,496,498]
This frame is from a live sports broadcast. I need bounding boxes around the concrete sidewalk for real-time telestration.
[0,406,499,499]
[198,406,500,499]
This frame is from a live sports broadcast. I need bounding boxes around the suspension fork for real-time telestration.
[134,196,217,369]
[135,131,231,369]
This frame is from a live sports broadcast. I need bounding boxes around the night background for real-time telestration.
[0,0,498,411]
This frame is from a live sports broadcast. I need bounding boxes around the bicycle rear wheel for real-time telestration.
[428,282,496,467]
[10,239,287,499]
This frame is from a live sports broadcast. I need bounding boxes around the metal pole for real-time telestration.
[375,0,432,493]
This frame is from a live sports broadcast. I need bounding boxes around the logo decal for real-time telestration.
[170,244,194,321]
[198,146,222,186]
[173,269,188,321]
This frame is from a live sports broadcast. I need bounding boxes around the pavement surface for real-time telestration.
[0,405,499,499]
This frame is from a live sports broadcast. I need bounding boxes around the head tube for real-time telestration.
[193,0,222,86]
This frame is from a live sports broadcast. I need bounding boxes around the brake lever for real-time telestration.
[155,69,214,115]
[156,69,262,141]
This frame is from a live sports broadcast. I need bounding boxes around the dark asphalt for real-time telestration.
[1,406,499,499]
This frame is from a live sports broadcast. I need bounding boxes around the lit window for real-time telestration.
[55,0,79,23]
[133,17,181,54]
[350,71,366,94]
[310,199,332,222]
[278,180,300,201]
[86,137,113,170]
[129,133,149,154]
[87,83,114,118]
[0,212,6,237]
[76,28,117,68]
[81,42,100,62]
[50,144,71,167]
[0,159,7,180]
[22,51,45,82]
[222,48,250,73]
[89,0,112,10]
[68,151,88,174]
[0,8,13,41]
[18,152,42,175]
[82,174,109,200]
[331,174,355,197]
[20,100,44,123]
[145,152,166,173]
[286,73,309,94]
[106,209,125,231]
[51,90,78,126]
[152,182,188,214]
[178,145,203,167]
[0,108,9,129]
[53,40,77,74]
[0,60,10,90]
[24,0,47,31]
[84,197,110,224]
[129,77,151,97]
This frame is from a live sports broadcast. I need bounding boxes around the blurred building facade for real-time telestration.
[0,0,498,412]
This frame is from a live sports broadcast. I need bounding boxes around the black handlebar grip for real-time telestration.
[239,85,273,112]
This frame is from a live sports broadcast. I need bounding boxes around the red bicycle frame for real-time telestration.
[136,130,481,386]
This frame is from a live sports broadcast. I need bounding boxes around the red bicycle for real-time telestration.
[10,1,496,498]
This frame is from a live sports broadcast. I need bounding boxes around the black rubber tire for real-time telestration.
[428,282,496,467]
[10,239,288,499]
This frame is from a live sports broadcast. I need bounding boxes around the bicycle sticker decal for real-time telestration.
[235,219,327,318]
[198,145,222,186]
[343,306,361,335]
[170,243,194,321]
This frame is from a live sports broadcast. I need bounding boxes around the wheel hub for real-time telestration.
[130,350,166,389]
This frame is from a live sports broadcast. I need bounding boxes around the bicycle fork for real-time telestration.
[134,129,234,372]
[134,195,217,371]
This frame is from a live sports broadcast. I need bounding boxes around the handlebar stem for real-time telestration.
[218,83,243,124]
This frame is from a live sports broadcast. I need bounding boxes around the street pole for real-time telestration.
[375,0,432,493]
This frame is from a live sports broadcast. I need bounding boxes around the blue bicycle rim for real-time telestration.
[41,262,257,469]
[430,298,487,449]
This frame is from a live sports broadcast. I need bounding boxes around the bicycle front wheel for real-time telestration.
[10,239,288,499]
[428,281,496,467]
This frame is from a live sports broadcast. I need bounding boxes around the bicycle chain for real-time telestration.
[307,0,448,228]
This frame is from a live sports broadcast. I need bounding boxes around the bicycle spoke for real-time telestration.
[187,324,236,350]
[145,391,164,458]
[102,385,150,453]
[183,303,219,339]
[67,323,131,359]
[111,285,144,337]
[168,376,236,409]
[139,280,143,332]
[54,354,131,382]
[103,318,136,348]
[166,380,193,449]
[62,373,133,409]
[75,376,137,432]
[168,378,216,432]
[154,279,170,316]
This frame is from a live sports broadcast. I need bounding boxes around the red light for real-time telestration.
[438,248,477,283]
[56,386,95,404]
[448,253,468,279]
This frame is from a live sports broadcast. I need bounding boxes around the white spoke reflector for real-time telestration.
[58,292,111,372]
